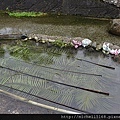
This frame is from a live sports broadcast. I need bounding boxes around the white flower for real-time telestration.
[103,42,111,52]
[118,49,120,54]
[82,39,92,47]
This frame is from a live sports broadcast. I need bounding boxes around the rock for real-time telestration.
[111,45,120,50]
[102,50,110,54]
[109,19,120,36]
[103,0,120,7]
[112,55,120,63]
[21,34,28,39]
[87,47,95,52]
[91,42,97,49]
[48,39,55,42]
[96,44,102,51]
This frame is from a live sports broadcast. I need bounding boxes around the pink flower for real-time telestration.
[72,40,78,45]
[110,49,120,55]
[110,49,115,54]
[118,49,120,54]
[72,40,82,48]
[75,45,79,48]
[114,49,119,55]
[78,41,82,46]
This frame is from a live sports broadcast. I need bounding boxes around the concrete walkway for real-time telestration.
[0,93,61,114]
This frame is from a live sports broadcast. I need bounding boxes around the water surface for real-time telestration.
[0,14,120,114]
[0,40,120,114]
[0,14,120,45]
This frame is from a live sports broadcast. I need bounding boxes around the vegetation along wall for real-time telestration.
[0,0,120,18]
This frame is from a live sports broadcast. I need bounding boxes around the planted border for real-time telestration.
[23,34,120,56]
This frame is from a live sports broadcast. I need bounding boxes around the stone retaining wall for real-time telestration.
[0,0,120,18]
[103,0,120,7]
[62,0,120,18]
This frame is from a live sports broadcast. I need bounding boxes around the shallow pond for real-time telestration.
[0,14,120,114]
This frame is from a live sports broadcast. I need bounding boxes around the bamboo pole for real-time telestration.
[76,58,115,70]
[0,65,109,96]
[9,57,102,77]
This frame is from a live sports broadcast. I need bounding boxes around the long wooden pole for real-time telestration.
[0,65,109,96]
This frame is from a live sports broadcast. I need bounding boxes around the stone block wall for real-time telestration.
[62,0,120,18]
[103,0,120,7]
[0,0,120,18]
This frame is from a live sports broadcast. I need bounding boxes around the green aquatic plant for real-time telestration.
[0,47,5,58]
[0,48,5,53]
[9,45,30,61]
[8,42,54,65]
[52,39,72,48]
[7,11,47,17]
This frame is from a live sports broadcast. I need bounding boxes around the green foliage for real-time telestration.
[0,48,5,53]
[52,39,72,48]
[8,44,30,61]
[7,11,47,17]
[7,41,54,65]
[0,44,6,58]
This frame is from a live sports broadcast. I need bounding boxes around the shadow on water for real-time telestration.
[0,14,120,114]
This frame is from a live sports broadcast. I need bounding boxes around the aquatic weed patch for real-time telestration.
[7,11,47,17]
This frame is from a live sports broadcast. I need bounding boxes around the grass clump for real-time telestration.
[7,11,47,17]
